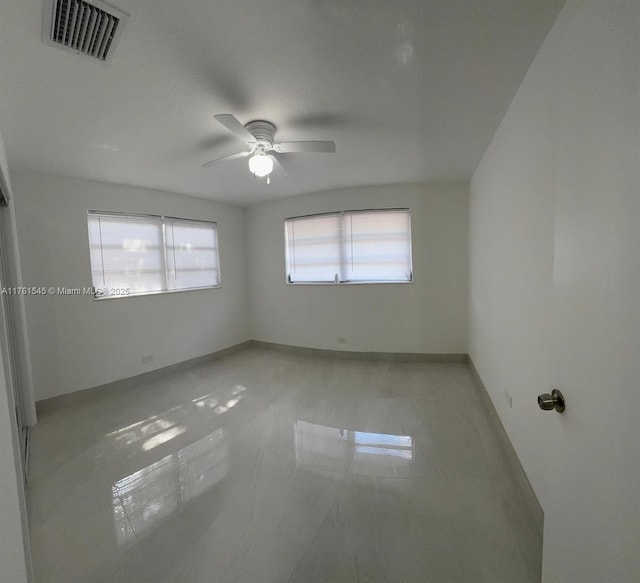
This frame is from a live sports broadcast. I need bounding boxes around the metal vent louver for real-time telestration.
[43,0,128,63]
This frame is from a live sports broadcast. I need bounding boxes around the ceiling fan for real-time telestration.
[202,114,336,183]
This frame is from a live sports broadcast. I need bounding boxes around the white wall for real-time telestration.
[0,131,31,582]
[248,183,468,354]
[469,21,557,506]
[469,1,639,581]
[11,173,250,401]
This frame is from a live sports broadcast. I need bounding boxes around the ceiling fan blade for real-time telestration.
[214,114,256,143]
[201,150,250,168]
[272,154,288,175]
[275,141,336,154]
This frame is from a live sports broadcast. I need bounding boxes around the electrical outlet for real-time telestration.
[142,354,154,364]
[337,337,348,345]
[504,389,513,408]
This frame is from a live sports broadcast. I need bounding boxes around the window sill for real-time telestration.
[92,284,221,300]
[285,281,413,286]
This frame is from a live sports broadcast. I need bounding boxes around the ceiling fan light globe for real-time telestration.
[248,154,273,177]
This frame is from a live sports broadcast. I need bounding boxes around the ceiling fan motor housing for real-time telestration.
[245,120,276,146]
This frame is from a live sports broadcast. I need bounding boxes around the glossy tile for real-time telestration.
[27,347,542,582]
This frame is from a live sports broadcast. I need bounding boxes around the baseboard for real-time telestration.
[35,340,253,415]
[250,340,468,363]
[468,357,544,538]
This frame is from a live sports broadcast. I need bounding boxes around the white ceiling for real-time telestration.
[0,0,564,206]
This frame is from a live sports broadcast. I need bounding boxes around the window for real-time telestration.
[88,211,220,298]
[164,218,220,291]
[285,209,412,284]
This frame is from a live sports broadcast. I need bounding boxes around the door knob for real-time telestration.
[538,389,565,413]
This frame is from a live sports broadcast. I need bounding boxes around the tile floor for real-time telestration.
[27,347,542,582]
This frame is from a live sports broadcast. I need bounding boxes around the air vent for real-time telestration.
[43,0,128,63]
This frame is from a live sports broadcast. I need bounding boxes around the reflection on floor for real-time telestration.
[295,421,414,478]
[113,428,228,547]
[27,347,542,582]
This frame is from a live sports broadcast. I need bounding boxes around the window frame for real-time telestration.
[284,208,413,286]
[87,210,222,300]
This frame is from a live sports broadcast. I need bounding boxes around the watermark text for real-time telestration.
[1,287,131,297]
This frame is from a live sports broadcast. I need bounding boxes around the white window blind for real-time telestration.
[88,212,220,298]
[285,213,342,283]
[165,218,220,290]
[342,210,412,282]
[285,209,412,284]
[88,213,165,296]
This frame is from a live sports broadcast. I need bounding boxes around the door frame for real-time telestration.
[0,138,33,581]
